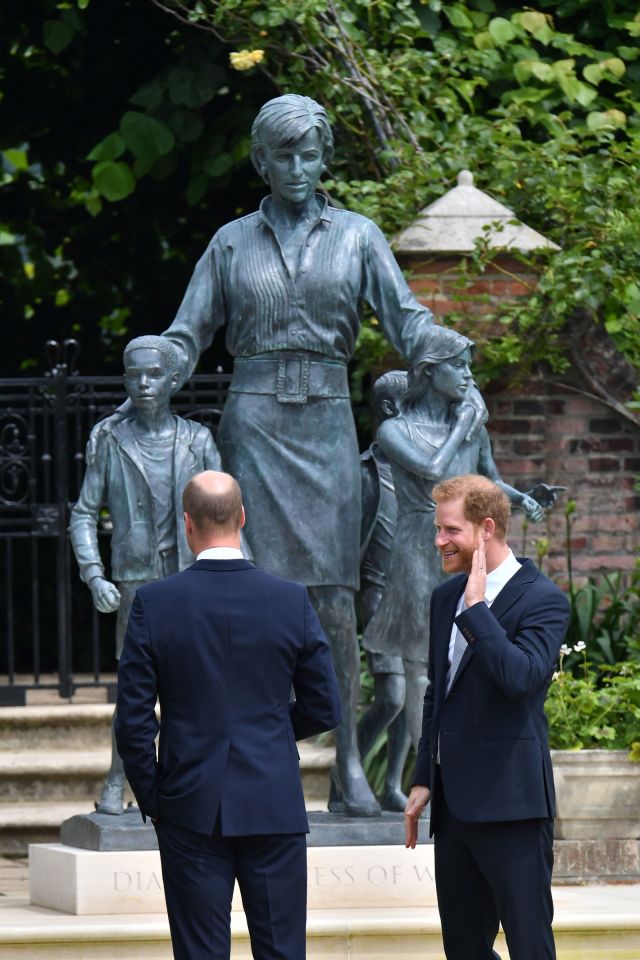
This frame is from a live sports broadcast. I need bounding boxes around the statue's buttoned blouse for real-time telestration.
[163,195,436,589]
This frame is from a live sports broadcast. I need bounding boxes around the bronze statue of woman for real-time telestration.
[159,95,487,815]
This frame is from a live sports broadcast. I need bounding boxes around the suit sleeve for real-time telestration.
[412,591,436,787]
[456,581,570,701]
[115,591,160,819]
[290,590,342,741]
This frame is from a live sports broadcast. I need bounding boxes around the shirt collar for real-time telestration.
[484,549,522,605]
[257,193,332,229]
[197,547,245,561]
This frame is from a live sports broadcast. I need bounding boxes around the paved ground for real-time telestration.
[0,856,28,898]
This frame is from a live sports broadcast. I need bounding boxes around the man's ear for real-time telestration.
[184,512,193,536]
[240,505,246,529]
[482,517,496,540]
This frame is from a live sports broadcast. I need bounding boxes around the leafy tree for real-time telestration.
[0,0,268,375]
[2,0,639,387]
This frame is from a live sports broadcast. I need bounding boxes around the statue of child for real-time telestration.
[70,335,221,814]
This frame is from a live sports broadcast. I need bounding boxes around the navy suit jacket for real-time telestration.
[413,558,569,832]
[115,559,341,837]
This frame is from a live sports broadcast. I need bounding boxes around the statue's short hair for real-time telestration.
[432,475,511,540]
[123,336,179,373]
[372,370,408,421]
[250,94,334,182]
[182,473,244,535]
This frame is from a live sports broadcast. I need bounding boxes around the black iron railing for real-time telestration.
[0,340,231,704]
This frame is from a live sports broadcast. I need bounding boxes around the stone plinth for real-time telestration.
[58,809,418,851]
[60,809,156,851]
[29,842,437,915]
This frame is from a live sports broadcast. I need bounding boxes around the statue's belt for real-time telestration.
[230,354,350,405]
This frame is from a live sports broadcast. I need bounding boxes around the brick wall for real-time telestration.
[404,254,640,585]
[485,379,640,584]
[405,254,539,325]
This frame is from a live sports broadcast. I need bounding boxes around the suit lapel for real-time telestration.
[447,559,539,693]
[436,578,465,695]
[489,558,537,620]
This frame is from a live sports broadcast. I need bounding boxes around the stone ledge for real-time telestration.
[553,837,640,882]
[2,888,640,960]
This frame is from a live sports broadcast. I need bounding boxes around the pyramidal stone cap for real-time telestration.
[393,170,560,254]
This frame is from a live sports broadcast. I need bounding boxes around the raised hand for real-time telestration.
[464,532,487,608]
[462,384,488,442]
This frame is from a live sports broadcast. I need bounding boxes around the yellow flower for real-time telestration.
[23,262,35,279]
[229,49,265,71]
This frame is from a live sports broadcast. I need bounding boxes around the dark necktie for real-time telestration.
[445,600,467,694]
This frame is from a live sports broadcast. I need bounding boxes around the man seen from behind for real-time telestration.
[115,470,342,960]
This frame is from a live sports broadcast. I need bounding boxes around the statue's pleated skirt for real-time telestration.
[218,391,360,590]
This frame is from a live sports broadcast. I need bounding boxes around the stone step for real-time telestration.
[0,704,117,751]
[0,742,332,801]
[0,741,334,855]
[1,886,640,959]
[0,750,127,804]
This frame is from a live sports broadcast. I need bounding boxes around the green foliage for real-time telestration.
[562,500,640,671]
[150,0,640,382]
[0,1,267,374]
[563,571,640,669]
[545,654,640,756]
[3,0,640,381]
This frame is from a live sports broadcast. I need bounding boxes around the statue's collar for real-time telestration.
[258,193,333,230]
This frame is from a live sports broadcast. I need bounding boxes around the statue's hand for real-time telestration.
[92,398,133,438]
[526,483,567,509]
[463,384,488,442]
[89,577,121,613]
[521,493,544,523]
[454,400,477,433]
[84,399,133,466]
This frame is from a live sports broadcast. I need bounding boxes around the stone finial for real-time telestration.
[393,169,560,255]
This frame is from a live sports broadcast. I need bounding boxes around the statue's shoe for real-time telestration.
[94,777,125,816]
[332,766,381,818]
[380,785,408,812]
[327,766,346,813]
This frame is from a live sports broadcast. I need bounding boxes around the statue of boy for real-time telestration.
[357,371,411,812]
[70,335,221,814]
[363,327,557,751]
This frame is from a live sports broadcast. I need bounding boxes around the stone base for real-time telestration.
[60,809,156,851]
[553,837,640,883]
[29,841,437,915]
[59,809,418,851]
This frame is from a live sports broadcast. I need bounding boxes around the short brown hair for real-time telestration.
[432,475,510,539]
[182,474,243,535]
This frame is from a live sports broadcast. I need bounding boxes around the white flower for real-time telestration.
[560,644,571,657]
[573,641,586,653]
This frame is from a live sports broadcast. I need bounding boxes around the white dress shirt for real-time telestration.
[196,547,245,560]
